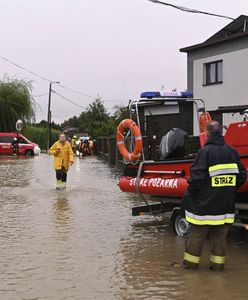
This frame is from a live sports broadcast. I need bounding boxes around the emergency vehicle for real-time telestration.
[116,92,248,235]
[0,132,40,156]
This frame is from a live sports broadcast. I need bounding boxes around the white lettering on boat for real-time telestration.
[129,178,178,189]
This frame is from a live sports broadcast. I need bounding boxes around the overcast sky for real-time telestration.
[0,0,247,123]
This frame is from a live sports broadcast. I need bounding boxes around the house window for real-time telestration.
[203,60,223,85]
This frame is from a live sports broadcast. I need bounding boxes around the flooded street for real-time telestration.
[0,154,248,300]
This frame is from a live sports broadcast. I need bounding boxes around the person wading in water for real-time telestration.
[49,133,74,190]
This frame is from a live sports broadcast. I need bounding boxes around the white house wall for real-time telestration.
[192,48,248,134]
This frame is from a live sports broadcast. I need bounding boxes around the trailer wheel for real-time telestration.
[171,210,190,236]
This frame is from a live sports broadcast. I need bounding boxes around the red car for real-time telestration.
[0,132,40,156]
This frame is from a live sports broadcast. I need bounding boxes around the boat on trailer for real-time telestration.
[117,93,248,235]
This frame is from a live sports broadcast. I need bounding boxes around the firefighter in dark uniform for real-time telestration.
[182,121,247,270]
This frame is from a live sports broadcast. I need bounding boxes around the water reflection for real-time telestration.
[53,194,73,241]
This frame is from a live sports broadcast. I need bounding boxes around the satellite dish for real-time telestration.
[16,119,23,132]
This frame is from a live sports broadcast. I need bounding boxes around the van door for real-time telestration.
[18,136,30,155]
[0,136,14,155]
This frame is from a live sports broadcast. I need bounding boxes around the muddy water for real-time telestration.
[0,155,248,300]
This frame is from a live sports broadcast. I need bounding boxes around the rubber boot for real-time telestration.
[56,179,62,190]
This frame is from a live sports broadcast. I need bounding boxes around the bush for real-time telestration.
[23,125,61,150]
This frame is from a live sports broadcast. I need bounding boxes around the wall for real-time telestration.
[186,36,248,92]
[186,42,248,134]
[193,48,248,111]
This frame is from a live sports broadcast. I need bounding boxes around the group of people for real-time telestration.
[70,135,94,157]
[49,134,94,190]
[49,121,247,271]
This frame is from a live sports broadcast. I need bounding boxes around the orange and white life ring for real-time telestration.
[116,119,143,162]
[200,112,212,133]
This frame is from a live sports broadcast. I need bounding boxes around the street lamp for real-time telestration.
[47,81,60,150]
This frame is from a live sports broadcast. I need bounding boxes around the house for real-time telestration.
[180,15,248,134]
[62,125,78,137]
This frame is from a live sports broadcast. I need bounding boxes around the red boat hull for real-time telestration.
[119,156,248,198]
[119,175,248,196]
[119,176,188,197]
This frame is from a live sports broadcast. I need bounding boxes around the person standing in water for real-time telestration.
[49,133,74,189]
[182,121,246,270]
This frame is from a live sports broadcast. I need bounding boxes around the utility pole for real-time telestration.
[47,81,60,150]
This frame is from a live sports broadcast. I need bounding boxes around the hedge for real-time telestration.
[22,125,61,150]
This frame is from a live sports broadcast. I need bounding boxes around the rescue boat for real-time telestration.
[117,93,248,207]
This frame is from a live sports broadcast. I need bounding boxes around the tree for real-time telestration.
[78,111,88,132]
[0,77,36,131]
[79,97,112,136]
[113,104,130,125]
[35,120,61,131]
[60,98,130,137]
[86,97,109,122]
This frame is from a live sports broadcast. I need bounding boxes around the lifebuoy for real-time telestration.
[200,112,212,133]
[116,119,143,162]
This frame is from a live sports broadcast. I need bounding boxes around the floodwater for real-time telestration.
[0,155,248,300]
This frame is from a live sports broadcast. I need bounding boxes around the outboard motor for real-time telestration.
[159,128,188,159]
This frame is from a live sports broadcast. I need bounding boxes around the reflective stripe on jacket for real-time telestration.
[183,132,247,226]
[49,141,74,171]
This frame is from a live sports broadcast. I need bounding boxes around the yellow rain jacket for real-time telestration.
[49,141,74,171]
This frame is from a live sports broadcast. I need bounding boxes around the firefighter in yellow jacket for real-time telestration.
[71,135,77,154]
[49,134,74,189]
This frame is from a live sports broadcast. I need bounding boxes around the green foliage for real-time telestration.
[23,124,61,150]
[0,76,130,139]
[61,98,130,137]
[0,77,36,131]
[86,98,109,122]
[36,120,61,131]
[61,116,80,130]
[113,104,130,125]
[84,97,112,136]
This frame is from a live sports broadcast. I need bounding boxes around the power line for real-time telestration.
[0,55,97,99]
[56,84,124,102]
[0,55,127,105]
[0,55,53,82]
[33,93,49,97]
[52,90,86,110]
[147,0,235,20]
[55,84,127,103]
[57,84,95,99]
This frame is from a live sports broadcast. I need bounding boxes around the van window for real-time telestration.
[19,137,28,144]
[0,136,14,143]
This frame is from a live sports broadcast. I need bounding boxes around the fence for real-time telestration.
[95,136,161,169]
